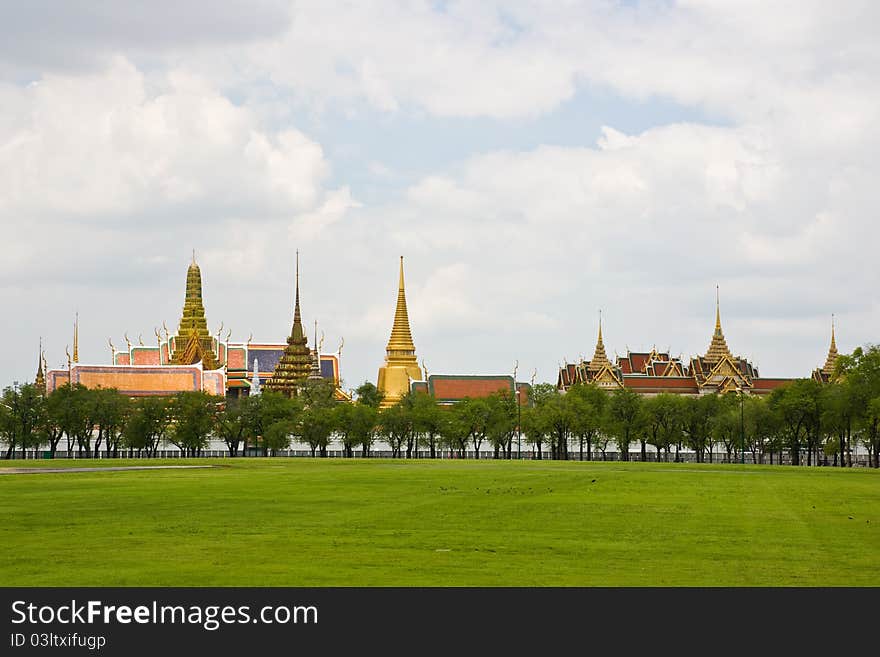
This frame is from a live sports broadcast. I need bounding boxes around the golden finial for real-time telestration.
[162,321,170,342]
[137,333,144,346]
[337,337,344,355]
[225,328,231,342]
[154,327,161,348]
[192,248,196,265]
[65,345,72,370]
[422,359,429,380]
[246,332,253,347]
[124,332,131,352]
[73,312,79,363]
[530,369,537,387]
[215,321,224,339]
[715,285,721,330]
[314,320,319,355]
[108,337,116,360]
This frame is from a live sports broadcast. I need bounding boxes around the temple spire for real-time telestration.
[705,286,732,362]
[35,337,45,392]
[377,256,422,407]
[386,256,416,355]
[73,313,79,363]
[264,251,313,396]
[588,310,611,371]
[822,314,839,376]
[170,254,218,368]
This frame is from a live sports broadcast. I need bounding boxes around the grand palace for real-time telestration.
[37,255,839,404]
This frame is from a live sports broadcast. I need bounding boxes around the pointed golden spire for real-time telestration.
[73,312,79,363]
[705,286,733,362]
[171,253,218,368]
[588,310,611,372]
[822,314,839,376]
[35,337,45,392]
[264,250,312,396]
[377,256,422,407]
[386,256,416,355]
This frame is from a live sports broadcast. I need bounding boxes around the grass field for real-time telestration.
[1,458,877,586]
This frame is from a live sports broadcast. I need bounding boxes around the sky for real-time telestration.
[1,1,878,390]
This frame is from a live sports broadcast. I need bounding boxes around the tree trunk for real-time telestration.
[640,440,646,462]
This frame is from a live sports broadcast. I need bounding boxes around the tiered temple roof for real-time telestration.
[170,253,219,370]
[557,290,793,396]
[264,252,313,397]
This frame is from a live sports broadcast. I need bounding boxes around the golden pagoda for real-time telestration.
[34,338,46,393]
[587,313,611,373]
[170,252,219,369]
[704,286,733,363]
[264,252,313,397]
[821,316,839,378]
[377,256,423,407]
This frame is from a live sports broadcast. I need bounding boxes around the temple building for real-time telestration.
[45,254,347,399]
[557,291,795,396]
[377,257,423,408]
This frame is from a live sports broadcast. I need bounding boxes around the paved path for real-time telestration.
[0,465,216,475]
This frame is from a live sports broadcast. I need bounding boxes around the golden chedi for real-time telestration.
[377,257,423,408]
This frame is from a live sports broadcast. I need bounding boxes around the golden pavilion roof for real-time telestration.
[821,317,839,376]
[704,287,733,363]
[587,316,612,372]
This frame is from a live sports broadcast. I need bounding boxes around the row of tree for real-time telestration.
[2,345,879,466]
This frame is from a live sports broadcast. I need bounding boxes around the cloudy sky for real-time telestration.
[2,1,878,389]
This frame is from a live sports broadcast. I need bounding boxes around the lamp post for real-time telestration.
[513,360,521,460]
[740,387,745,465]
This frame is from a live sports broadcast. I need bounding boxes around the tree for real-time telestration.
[214,397,250,457]
[836,345,880,468]
[245,391,302,456]
[91,388,129,458]
[377,403,412,458]
[334,402,377,458]
[606,387,641,461]
[641,393,679,462]
[485,391,517,459]
[520,405,548,460]
[411,393,443,459]
[457,397,490,459]
[567,383,607,461]
[681,394,719,463]
[122,397,170,457]
[354,381,384,409]
[298,406,334,457]
[768,380,821,466]
[167,391,217,456]
[0,382,44,459]
[440,407,469,458]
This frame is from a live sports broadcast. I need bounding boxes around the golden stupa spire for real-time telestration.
[72,312,79,363]
[386,256,416,356]
[822,314,839,376]
[377,256,422,407]
[705,285,733,362]
[588,310,611,371]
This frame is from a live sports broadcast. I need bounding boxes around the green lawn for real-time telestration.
[0,458,877,586]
